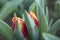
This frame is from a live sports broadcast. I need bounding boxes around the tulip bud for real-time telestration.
[29,11,39,27]
[12,17,28,37]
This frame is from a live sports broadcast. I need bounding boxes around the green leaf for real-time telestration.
[14,21,24,40]
[0,20,15,40]
[48,19,60,35]
[23,10,39,40]
[35,0,45,13]
[44,0,48,5]
[36,3,48,33]
[55,1,60,18]
[46,6,49,22]
[36,4,48,40]
[0,0,23,20]
[35,0,49,40]
[43,33,60,40]
[29,2,37,14]
[57,0,60,1]
[0,0,8,5]
[49,19,53,28]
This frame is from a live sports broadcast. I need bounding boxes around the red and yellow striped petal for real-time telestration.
[29,11,39,27]
[12,17,28,37]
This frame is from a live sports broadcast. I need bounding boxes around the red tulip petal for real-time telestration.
[12,17,28,37]
[12,21,16,30]
[29,11,39,27]
[19,19,28,37]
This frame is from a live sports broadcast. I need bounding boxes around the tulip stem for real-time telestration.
[14,12,17,17]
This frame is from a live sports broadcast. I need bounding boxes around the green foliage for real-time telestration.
[23,11,39,40]
[55,1,60,18]
[49,19,53,29]
[0,20,15,40]
[43,33,60,40]
[0,0,8,5]
[29,2,37,14]
[0,0,60,40]
[48,19,60,35]
[46,6,49,22]
[0,0,23,20]
[36,0,48,33]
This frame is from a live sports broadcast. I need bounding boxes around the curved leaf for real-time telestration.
[36,3,48,33]
[55,1,60,18]
[43,33,60,40]
[0,0,23,20]
[48,19,60,35]
[0,20,15,40]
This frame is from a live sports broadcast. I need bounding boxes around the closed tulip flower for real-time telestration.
[12,17,28,37]
[12,11,39,37]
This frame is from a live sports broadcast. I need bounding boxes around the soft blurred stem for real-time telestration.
[49,19,53,27]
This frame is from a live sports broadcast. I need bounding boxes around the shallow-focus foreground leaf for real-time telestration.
[55,1,60,18]
[23,11,39,40]
[48,19,60,35]
[14,21,24,40]
[0,0,23,20]
[0,20,15,40]
[43,33,60,40]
